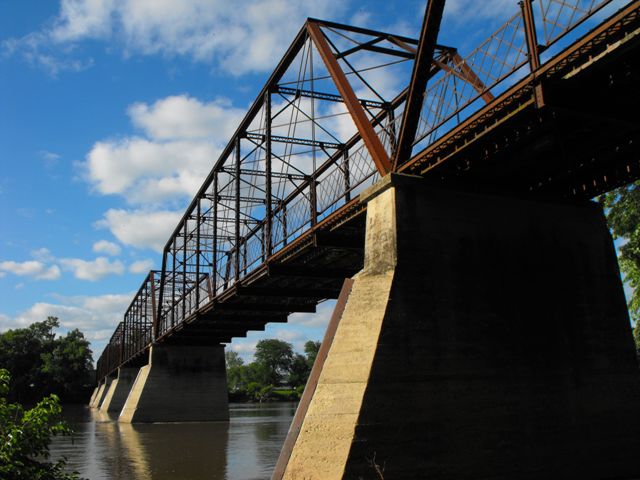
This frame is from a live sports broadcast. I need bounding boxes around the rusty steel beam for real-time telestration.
[307,21,393,175]
[521,0,545,107]
[450,52,495,103]
[393,0,447,168]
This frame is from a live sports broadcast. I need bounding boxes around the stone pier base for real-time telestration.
[119,344,228,423]
[277,174,640,480]
[99,367,138,413]
[88,386,100,407]
[90,377,112,409]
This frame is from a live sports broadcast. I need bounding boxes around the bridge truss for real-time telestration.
[97,0,640,380]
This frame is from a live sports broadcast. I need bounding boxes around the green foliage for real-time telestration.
[224,338,321,401]
[0,369,79,480]
[254,339,293,386]
[287,354,310,388]
[224,351,244,369]
[0,318,93,403]
[303,340,321,369]
[600,181,640,348]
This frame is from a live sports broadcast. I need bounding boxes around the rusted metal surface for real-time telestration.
[96,1,640,382]
[306,21,393,175]
[394,0,447,167]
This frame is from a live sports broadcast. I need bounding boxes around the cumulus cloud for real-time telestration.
[0,292,134,355]
[60,256,125,281]
[95,208,182,252]
[4,0,349,75]
[85,136,220,204]
[289,300,335,328]
[129,259,154,274]
[0,260,61,280]
[82,95,243,205]
[443,0,516,24]
[92,239,121,256]
[128,95,244,141]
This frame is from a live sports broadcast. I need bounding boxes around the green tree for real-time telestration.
[0,317,59,403]
[0,318,93,403]
[600,181,640,349]
[0,369,79,480]
[253,339,293,386]
[41,329,93,401]
[287,354,310,388]
[304,340,321,369]
[224,351,244,369]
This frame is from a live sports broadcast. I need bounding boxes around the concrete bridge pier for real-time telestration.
[88,385,100,407]
[99,367,138,413]
[276,173,640,479]
[89,377,112,409]
[119,344,228,423]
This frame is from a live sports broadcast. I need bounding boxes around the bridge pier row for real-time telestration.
[99,367,138,413]
[90,377,112,409]
[276,173,640,480]
[119,344,229,423]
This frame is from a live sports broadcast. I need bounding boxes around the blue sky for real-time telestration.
[0,0,633,362]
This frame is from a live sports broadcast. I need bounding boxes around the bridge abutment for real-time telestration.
[277,173,640,479]
[99,367,138,414]
[119,344,229,423]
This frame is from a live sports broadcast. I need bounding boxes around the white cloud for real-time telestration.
[92,239,121,256]
[39,150,61,167]
[290,300,335,328]
[129,95,244,141]
[82,95,243,205]
[5,0,350,76]
[31,247,55,262]
[0,260,61,280]
[60,256,125,281]
[0,292,134,355]
[443,0,515,24]
[129,259,154,274]
[95,208,182,252]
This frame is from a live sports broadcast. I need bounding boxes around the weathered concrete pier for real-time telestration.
[274,174,640,478]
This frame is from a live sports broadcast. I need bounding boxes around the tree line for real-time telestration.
[225,339,320,402]
[0,317,94,404]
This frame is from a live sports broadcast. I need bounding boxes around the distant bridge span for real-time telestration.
[96,0,640,382]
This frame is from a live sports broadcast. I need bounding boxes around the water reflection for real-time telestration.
[50,403,296,480]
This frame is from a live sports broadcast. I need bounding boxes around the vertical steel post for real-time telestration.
[343,148,351,203]
[265,90,273,258]
[155,254,166,340]
[282,201,288,246]
[520,0,545,107]
[120,321,125,366]
[310,178,318,226]
[195,199,201,309]
[235,137,241,282]
[171,244,176,327]
[212,172,218,297]
[182,221,187,321]
[393,0,447,168]
[150,271,157,342]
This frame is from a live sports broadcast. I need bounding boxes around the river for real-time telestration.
[49,403,297,480]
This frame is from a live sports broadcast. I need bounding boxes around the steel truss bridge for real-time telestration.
[97,0,640,381]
